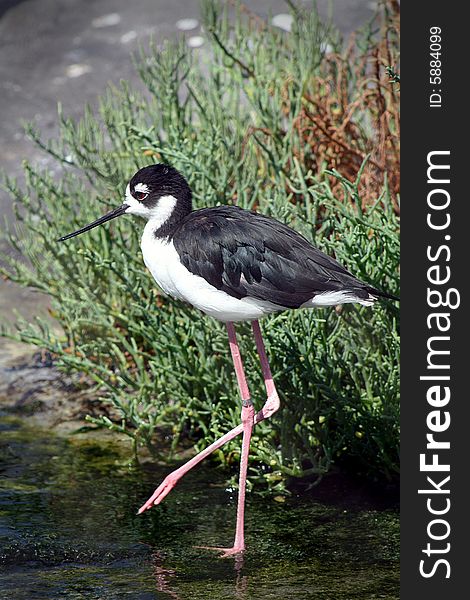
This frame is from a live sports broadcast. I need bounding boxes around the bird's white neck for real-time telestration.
[125,192,178,234]
[146,195,178,232]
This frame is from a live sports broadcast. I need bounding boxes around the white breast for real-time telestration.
[140,223,280,322]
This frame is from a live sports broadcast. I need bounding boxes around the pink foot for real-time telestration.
[137,473,179,514]
[196,545,245,558]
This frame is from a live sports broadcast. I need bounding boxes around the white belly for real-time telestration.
[140,227,280,322]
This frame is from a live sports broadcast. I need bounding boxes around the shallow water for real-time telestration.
[0,413,399,599]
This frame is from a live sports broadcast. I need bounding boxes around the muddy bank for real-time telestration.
[0,340,119,436]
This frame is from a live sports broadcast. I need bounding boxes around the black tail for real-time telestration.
[367,287,400,302]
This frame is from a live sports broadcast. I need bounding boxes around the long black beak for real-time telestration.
[57,204,129,242]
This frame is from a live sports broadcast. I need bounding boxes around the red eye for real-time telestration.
[135,191,147,201]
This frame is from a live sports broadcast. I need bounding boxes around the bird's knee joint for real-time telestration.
[262,391,280,418]
[267,390,280,409]
[241,404,255,424]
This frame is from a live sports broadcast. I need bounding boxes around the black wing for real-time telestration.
[172,206,384,308]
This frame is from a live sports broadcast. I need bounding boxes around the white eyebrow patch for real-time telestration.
[134,183,150,194]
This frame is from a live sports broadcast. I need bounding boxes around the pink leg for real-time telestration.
[138,321,280,556]
[137,421,245,513]
[222,323,255,554]
[138,322,254,516]
[202,323,255,556]
[251,320,280,420]
[215,321,280,556]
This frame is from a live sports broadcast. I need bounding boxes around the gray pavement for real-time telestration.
[0,0,375,325]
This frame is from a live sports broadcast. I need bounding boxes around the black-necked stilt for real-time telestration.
[59,163,398,556]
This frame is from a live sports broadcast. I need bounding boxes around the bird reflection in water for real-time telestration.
[151,552,180,600]
[151,550,249,599]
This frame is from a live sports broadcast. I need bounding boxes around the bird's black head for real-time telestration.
[126,164,192,214]
[58,163,192,242]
